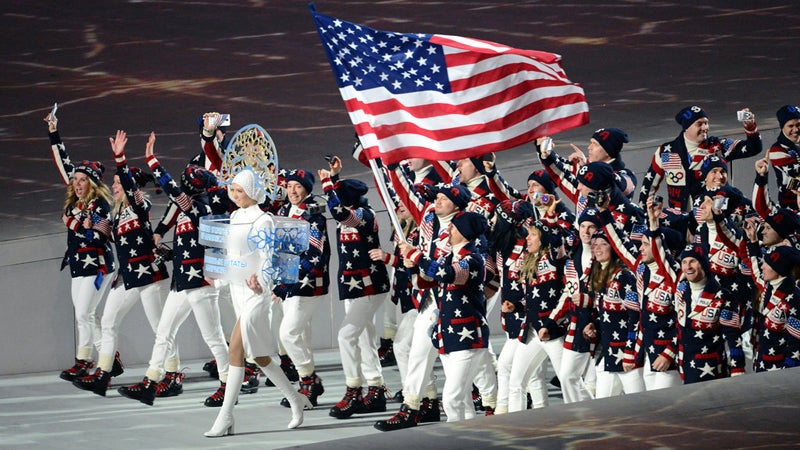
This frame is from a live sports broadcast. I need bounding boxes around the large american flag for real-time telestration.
[310,5,589,165]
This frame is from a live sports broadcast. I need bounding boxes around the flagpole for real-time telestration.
[368,158,406,242]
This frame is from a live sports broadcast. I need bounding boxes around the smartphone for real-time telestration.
[219,114,231,127]
[541,137,554,152]
[49,102,58,121]
[736,110,753,122]
[324,154,335,164]
[713,197,729,210]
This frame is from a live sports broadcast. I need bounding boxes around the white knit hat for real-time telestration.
[230,168,266,204]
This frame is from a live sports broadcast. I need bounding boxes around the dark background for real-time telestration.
[2,1,798,240]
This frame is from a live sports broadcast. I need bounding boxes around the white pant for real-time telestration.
[393,309,416,386]
[558,348,591,403]
[280,294,324,377]
[440,348,487,422]
[98,279,173,372]
[595,357,645,398]
[71,273,114,359]
[145,285,229,382]
[338,295,383,387]
[472,290,499,409]
[402,298,439,410]
[383,266,398,338]
[508,331,564,412]
[495,338,518,414]
[642,359,681,391]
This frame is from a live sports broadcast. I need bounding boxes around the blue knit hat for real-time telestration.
[334,178,368,207]
[451,211,488,241]
[764,245,800,278]
[285,169,315,194]
[577,162,622,191]
[436,184,471,209]
[675,105,707,130]
[578,207,603,228]
[527,169,557,194]
[679,243,711,277]
[776,105,800,129]
[700,155,729,180]
[591,128,629,159]
[765,208,800,239]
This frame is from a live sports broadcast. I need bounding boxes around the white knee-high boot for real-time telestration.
[263,360,312,429]
[204,365,244,437]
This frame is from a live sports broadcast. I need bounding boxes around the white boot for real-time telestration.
[204,365,244,437]
[263,361,311,429]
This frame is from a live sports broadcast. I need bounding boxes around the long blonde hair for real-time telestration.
[520,227,549,282]
[64,177,113,211]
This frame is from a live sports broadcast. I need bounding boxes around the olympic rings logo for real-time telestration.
[668,172,684,183]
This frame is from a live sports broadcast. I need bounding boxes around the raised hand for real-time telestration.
[754,157,769,176]
[145,132,156,159]
[109,130,127,158]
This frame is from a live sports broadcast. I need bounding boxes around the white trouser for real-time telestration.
[279,294,324,377]
[495,338,519,414]
[338,295,383,387]
[642,359,681,391]
[71,273,114,359]
[383,266,398,339]
[472,344,498,409]
[508,331,564,412]
[98,279,173,372]
[558,348,591,403]
[393,309,416,386]
[402,298,439,410]
[145,285,228,383]
[595,357,645,398]
[271,298,286,355]
[440,348,487,422]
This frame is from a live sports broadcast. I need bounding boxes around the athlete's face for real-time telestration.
[782,118,800,144]
[72,172,90,199]
[591,237,612,263]
[112,175,124,203]
[587,138,610,162]
[681,257,706,283]
[286,181,308,206]
[685,117,709,144]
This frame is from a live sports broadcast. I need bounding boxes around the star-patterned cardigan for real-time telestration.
[320,176,390,301]
[49,131,115,279]
[147,155,211,292]
[112,155,169,289]
[407,241,489,354]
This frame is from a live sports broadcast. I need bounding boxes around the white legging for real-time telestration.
[97,279,175,372]
[279,294,325,377]
[392,309,416,387]
[558,348,591,403]
[440,348,488,422]
[401,299,439,410]
[642,359,681,391]
[338,295,383,387]
[144,285,228,383]
[595,357,645,398]
[71,273,114,359]
[507,331,564,412]
[472,290,500,409]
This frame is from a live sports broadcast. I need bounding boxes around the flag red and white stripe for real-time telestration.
[311,5,589,165]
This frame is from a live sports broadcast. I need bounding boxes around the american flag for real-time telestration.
[661,152,683,171]
[310,6,589,165]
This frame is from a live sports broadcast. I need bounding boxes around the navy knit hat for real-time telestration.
[765,208,800,239]
[75,160,105,184]
[181,165,217,195]
[577,162,622,191]
[679,243,711,277]
[776,105,800,129]
[285,169,315,194]
[578,207,603,228]
[334,178,368,207]
[451,211,489,241]
[700,155,729,180]
[764,245,800,278]
[675,105,707,131]
[437,183,471,209]
[469,153,495,176]
[529,220,554,248]
[646,227,685,256]
[591,128,629,159]
[527,169,557,194]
